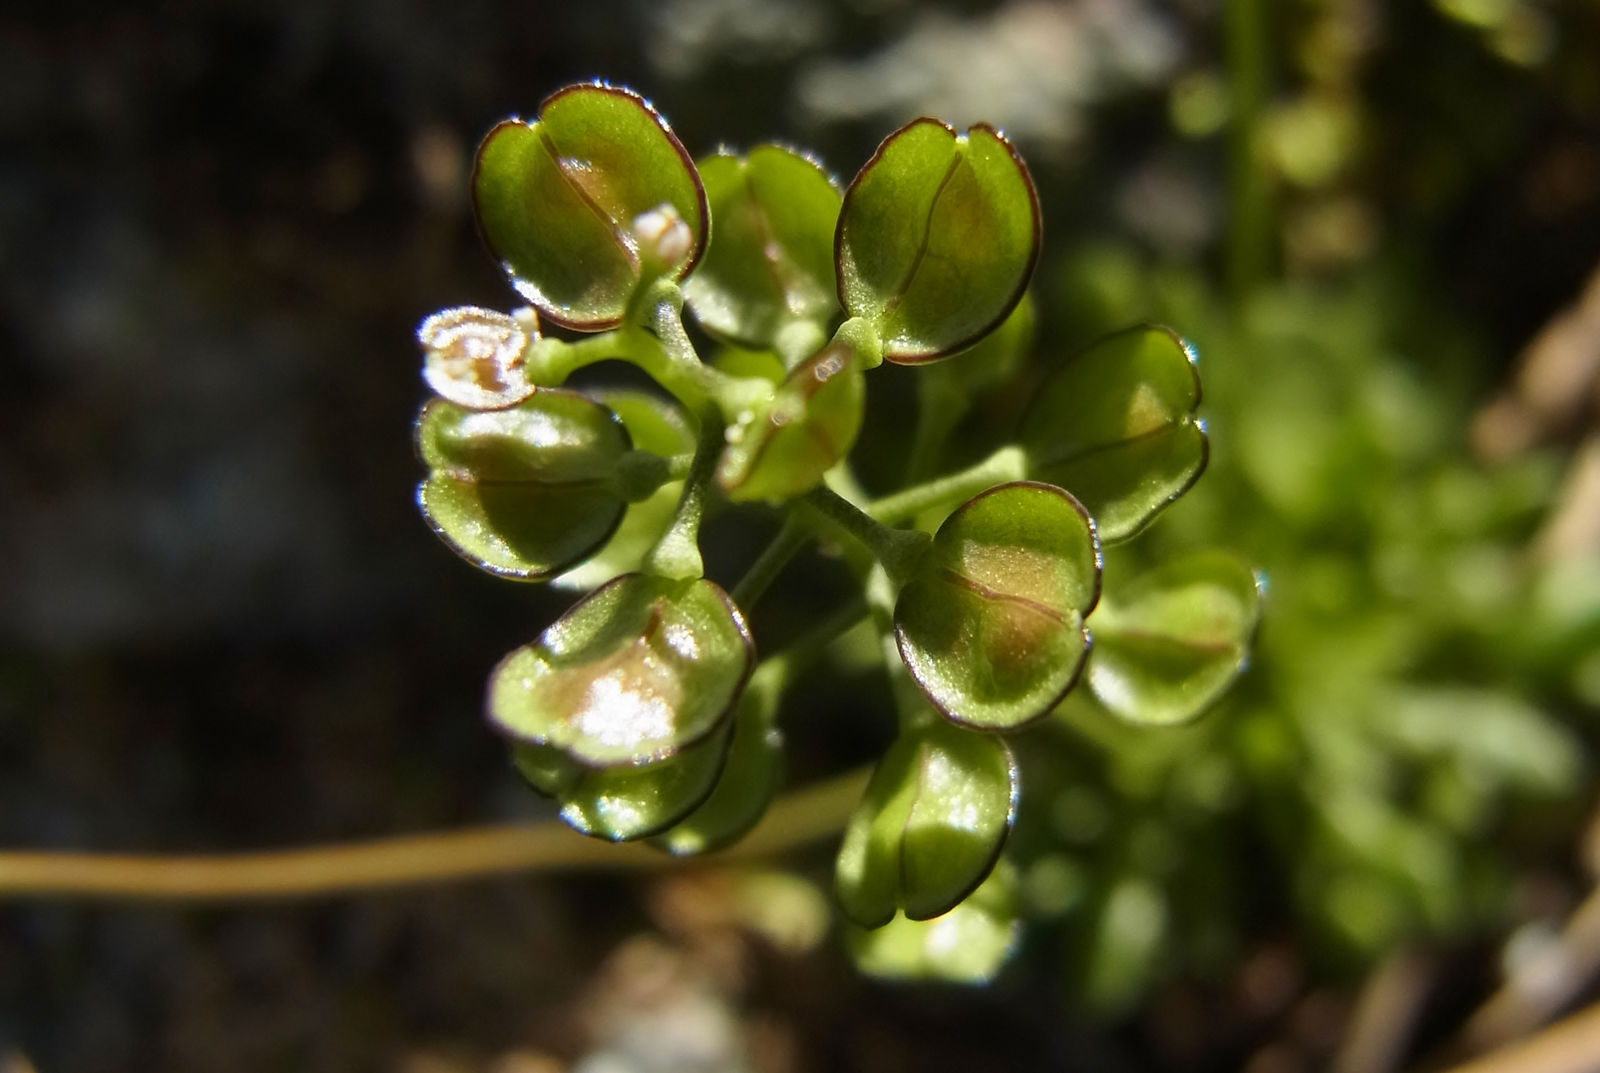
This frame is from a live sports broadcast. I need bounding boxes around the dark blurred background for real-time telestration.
[3,2,1600,1071]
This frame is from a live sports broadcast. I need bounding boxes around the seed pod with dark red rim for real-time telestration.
[716,340,866,503]
[1020,325,1207,543]
[895,481,1101,730]
[416,390,636,581]
[472,82,708,330]
[835,118,1040,363]
[835,719,1018,926]
[685,144,842,351]
[487,574,754,767]
[1087,551,1264,726]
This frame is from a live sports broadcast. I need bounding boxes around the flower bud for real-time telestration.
[632,203,694,268]
[419,305,538,410]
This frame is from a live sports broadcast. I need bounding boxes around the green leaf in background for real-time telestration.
[895,482,1100,730]
[1087,551,1264,726]
[473,82,708,330]
[717,341,866,503]
[846,860,1021,985]
[553,389,696,590]
[1020,325,1207,542]
[1077,875,1169,1013]
[684,145,842,350]
[651,661,787,855]
[835,720,1017,926]
[416,392,632,580]
[836,118,1039,362]
[488,574,754,766]
[1374,687,1583,804]
[418,305,539,411]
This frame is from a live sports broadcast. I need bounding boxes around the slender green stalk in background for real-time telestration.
[1225,0,1273,303]
[0,769,870,902]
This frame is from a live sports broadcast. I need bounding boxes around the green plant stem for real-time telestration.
[526,327,711,411]
[643,405,723,580]
[644,278,701,366]
[823,462,873,508]
[830,316,885,371]
[521,289,769,422]
[730,520,809,609]
[1225,0,1273,304]
[864,562,928,722]
[0,768,871,903]
[905,374,967,485]
[0,610,878,905]
[796,485,930,586]
[868,445,1028,525]
[644,282,772,418]
[666,452,695,481]
[525,332,629,385]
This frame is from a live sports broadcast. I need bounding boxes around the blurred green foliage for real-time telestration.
[557,0,1600,999]
[996,248,1600,1008]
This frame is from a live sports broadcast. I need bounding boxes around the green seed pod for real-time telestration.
[835,720,1018,926]
[895,482,1101,730]
[1088,551,1264,725]
[717,340,866,503]
[836,118,1039,363]
[650,661,787,856]
[685,144,842,350]
[553,389,698,591]
[845,860,1021,984]
[511,721,735,842]
[473,82,708,330]
[487,574,754,766]
[1020,325,1207,542]
[416,391,634,580]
